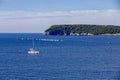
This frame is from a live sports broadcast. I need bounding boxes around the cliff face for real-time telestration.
[45,24,120,36]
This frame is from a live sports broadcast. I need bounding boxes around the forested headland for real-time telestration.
[44,24,120,36]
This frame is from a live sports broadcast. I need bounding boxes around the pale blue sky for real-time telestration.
[0,0,119,11]
[0,0,120,33]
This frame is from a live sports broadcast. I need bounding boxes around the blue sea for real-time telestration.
[0,33,120,80]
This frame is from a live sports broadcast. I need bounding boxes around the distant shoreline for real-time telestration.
[43,33,120,36]
[44,24,120,36]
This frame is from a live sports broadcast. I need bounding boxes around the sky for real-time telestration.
[0,0,120,33]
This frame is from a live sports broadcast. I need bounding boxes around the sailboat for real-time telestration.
[28,38,39,54]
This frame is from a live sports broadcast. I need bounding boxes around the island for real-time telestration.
[44,24,120,36]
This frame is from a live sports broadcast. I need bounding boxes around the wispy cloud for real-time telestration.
[0,9,120,32]
[0,10,72,19]
[0,9,120,19]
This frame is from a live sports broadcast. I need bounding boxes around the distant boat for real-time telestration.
[28,38,39,54]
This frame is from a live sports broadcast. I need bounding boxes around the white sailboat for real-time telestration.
[28,38,39,54]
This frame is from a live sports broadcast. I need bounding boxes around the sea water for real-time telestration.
[0,33,120,80]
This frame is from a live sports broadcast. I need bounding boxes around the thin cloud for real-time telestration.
[0,10,72,20]
[0,9,120,32]
[0,10,120,19]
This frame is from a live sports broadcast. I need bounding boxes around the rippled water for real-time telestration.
[0,33,120,80]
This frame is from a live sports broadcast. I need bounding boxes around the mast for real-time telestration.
[32,37,35,49]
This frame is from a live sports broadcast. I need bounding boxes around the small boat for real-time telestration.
[28,38,39,54]
[28,48,39,54]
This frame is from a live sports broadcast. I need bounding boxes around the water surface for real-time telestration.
[0,33,120,80]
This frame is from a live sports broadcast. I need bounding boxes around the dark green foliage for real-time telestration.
[45,24,120,35]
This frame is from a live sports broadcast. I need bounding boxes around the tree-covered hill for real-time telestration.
[45,24,120,35]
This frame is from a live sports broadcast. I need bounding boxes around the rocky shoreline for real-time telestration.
[44,32,120,36]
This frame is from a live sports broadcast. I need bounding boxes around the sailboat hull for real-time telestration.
[28,50,39,54]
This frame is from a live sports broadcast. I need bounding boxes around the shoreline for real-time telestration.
[43,32,120,36]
